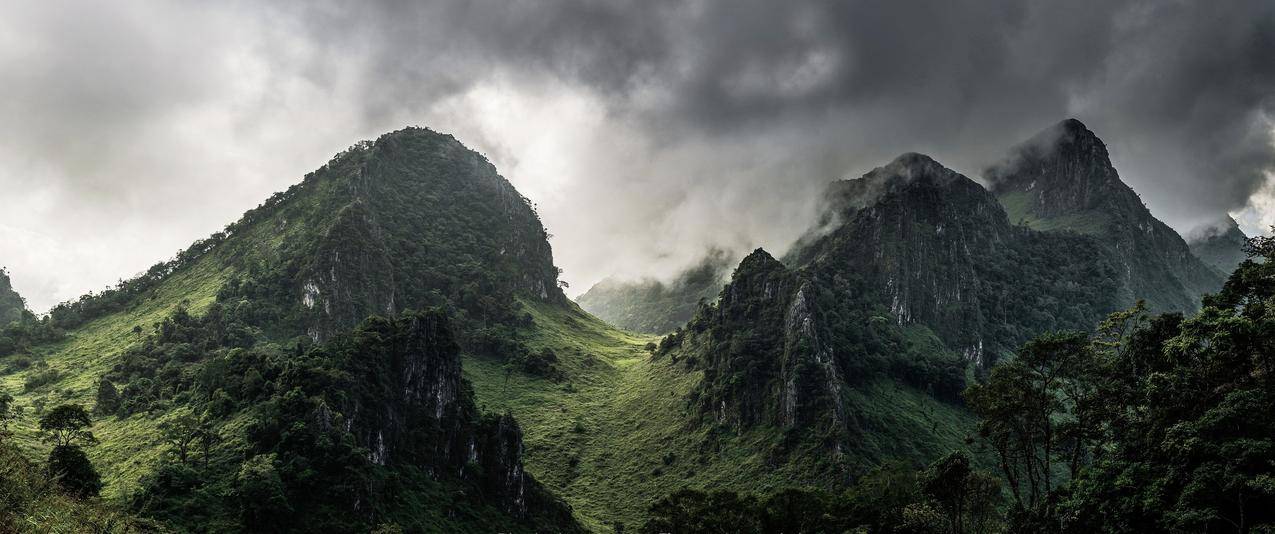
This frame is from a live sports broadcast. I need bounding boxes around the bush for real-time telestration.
[23,366,62,392]
[47,445,102,498]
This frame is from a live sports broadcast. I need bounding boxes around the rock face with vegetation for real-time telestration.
[988,118,1224,312]
[664,148,1133,460]
[0,269,27,326]
[576,249,731,334]
[1187,215,1250,278]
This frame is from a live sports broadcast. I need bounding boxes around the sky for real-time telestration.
[0,0,1273,312]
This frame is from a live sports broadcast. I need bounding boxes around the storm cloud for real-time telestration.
[0,0,1272,311]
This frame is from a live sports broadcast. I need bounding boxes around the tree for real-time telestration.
[236,453,292,531]
[967,227,1275,532]
[919,452,1001,534]
[642,489,764,533]
[38,404,97,448]
[47,444,102,497]
[0,390,15,438]
[39,404,101,498]
[94,378,120,416]
[160,411,208,465]
[964,331,1099,521]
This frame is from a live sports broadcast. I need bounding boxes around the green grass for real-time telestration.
[997,191,1109,235]
[0,253,232,501]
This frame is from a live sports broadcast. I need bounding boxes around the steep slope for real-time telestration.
[576,250,731,334]
[0,268,26,326]
[0,128,579,532]
[988,118,1224,312]
[1187,216,1250,277]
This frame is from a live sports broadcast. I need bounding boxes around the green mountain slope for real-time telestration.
[576,249,731,334]
[464,296,977,530]
[987,119,1224,312]
[0,128,582,532]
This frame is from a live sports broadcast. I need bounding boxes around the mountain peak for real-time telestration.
[986,118,1125,223]
[879,152,949,180]
[737,248,781,272]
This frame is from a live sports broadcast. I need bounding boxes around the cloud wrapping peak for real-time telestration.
[0,0,1272,311]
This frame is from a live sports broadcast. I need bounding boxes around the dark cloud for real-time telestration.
[0,0,1272,310]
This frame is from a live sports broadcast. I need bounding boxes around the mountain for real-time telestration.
[987,118,1224,312]
[658,151,1123,472]
[0,268,27,326]
[787,152,1122,367]
[1,128,581,532]
[1187,216,1250,277]
[576,249,731,334]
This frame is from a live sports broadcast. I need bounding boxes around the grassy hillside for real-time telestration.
[0,252,978,532]
[997,191,1110,235]
[1,258,230,499]
[465,298,977,531]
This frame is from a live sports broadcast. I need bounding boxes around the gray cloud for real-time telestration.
[0,0,1272,311]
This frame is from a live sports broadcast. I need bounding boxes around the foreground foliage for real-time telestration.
[967,230,1275,532]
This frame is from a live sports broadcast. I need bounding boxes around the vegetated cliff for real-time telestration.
[0,268,27,326]
[790,152,1121,367]
[225,310,579,531]
[577,250,732,334]
[664,151,1124,461]
[260,128,566,344]
[1187,215,1250,278]
[988,118,1224,312]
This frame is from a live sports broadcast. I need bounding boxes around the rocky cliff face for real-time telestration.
[793,153,1012,365]
[0,269,25,326]
[1188,216,1250,278]
[333,310,538,517]
[787,152,1119,367]
[685,250,840,431]
[987,119,1224,312]
[301,201,398,342]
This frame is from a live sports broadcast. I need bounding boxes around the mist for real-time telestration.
[0,0,1272,311]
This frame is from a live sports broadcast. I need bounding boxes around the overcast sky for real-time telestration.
[1,0,1273,312]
